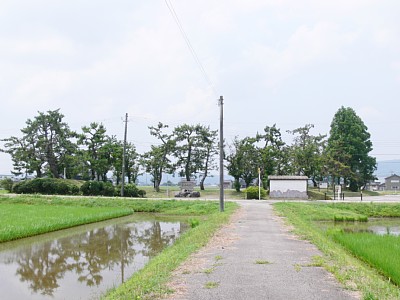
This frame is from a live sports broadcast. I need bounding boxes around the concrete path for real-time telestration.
[166,201,358,300]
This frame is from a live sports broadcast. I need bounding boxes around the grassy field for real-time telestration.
[274,202,400,300]
[0,202,133,242]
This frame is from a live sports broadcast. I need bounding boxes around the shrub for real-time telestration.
[0,178,14,192]
[80,181,116,196]
[245,186,267,199]
[12,178,80,195]
[137,189,146,198]
[123,184,139,197]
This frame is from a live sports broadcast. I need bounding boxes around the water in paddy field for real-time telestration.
[0,215,187,299]
[319,218,400,236]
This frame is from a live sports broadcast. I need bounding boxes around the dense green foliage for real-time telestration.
[274,202,400,299]
[1,109,77,178]
[288,124,326,186]
[0,203,132,242]
[13,178,80,195]
[326,107,376,191]
[245,186,267,199]
[80,180,115,196]
[0,178,13,192]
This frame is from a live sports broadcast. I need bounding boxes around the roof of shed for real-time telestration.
[268,175,309,180]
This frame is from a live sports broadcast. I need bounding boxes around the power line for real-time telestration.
[164,0,218,97]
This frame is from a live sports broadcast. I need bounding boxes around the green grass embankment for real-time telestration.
[274,202,400,300]
[0,203,132,242]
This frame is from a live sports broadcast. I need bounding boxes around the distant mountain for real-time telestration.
[375,160,400,181]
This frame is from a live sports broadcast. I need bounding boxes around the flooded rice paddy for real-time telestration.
[320,218,400,236]
[0,214,187,299]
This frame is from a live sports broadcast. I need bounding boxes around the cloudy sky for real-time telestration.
[1,0,400,175]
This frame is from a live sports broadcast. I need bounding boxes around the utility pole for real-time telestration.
[218,96,224,212]
[121,113,128,197]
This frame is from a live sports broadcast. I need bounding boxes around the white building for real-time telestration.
[269,175,309,199]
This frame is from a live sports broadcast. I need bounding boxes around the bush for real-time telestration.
[12,178,80,195]
[245,186,267,199]
[137,189,146,198]
[80,181,115,196]
[114,184,146,198]
[0,178,14,192]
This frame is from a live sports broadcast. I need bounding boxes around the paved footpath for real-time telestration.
[166,201,358,300]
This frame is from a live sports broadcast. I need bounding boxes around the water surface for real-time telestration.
[319,218,400,236]
[0,214,187,299]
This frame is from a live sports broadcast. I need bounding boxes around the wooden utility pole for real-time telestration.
[219,96,224,212]
[121,113,128,197]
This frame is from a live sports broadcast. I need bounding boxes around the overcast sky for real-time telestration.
[1,0,400,175]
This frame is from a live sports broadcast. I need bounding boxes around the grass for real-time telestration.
[332,232,400,286]
[0,202,132,242]
[204,281,219,289]
[274,202,400,299]
[0,194,233,216]
[255,260,271,265]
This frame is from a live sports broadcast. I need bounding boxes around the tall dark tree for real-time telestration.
[326,107,376,191]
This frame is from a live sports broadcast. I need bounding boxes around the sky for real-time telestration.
[1,0,400,176]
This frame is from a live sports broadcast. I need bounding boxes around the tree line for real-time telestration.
[0,106,377,192]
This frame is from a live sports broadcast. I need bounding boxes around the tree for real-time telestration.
[142,123,176,192]
[112,142,141,185]
[2,109,77,178]
[226,137,261,190]
[326,107,376,191]
[287,124,326,186]
[194,126,218,190]
[173,124,202,182]
[256,124,287,187]
[141,145,174,192]
[1,135,45,177]
[78,122,109,181]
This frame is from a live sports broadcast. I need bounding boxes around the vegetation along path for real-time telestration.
[165,201,357,300]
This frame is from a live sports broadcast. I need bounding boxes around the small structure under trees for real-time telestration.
[269,175,308,199]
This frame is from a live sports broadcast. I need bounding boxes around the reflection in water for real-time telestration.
[320,218,400,236]
[0,216,186,299]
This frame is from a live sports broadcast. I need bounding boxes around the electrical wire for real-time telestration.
[164,0,219,97]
